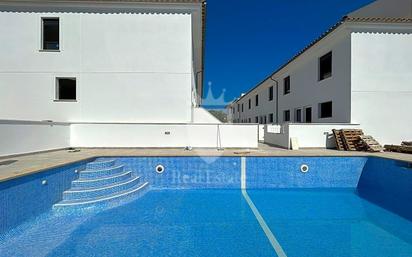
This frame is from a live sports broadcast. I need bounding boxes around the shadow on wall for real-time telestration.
[357,157,412,222]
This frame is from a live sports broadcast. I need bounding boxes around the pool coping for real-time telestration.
[0,148,411,183]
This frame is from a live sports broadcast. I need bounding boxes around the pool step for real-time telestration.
[71,171,133,189]
[54,182,149,208]
[54,159,149,208]
[86,159,116,170]
[63,176,141,200]
[79,165,125,179]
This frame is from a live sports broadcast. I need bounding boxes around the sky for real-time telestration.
[203,0,374,106]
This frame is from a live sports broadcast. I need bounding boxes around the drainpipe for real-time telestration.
[269,76,279,124]
[191,70,203,123]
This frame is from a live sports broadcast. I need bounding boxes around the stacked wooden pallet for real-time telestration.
[384,142,412,154]
[332,129,345,151]
[359,135,384,152]
[332,129,364,151]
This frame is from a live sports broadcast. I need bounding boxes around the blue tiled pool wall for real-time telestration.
[114,157,241,189]
[111,157,369,189]
[245,157,368,189]
[0,160,90,235]
[357,157,412,221]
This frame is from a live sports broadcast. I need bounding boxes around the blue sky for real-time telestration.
[203,0,373,105]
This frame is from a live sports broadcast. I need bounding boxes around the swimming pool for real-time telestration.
[1,157,411,257]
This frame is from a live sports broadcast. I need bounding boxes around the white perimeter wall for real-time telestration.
[265,123,360,149]
[351,29,412,145]
[0,121,70,156]
[0,8,193,123]
[70,123,258,148]
[0,121,258,157]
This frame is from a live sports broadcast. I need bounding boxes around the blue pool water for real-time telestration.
[1,157,411,257]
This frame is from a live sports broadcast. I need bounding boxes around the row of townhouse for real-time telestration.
[227,0,412,145]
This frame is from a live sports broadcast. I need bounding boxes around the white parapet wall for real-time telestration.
[71,123,258,149]
[0,121,259,157]
[0,120,71,157]
[264,123,360,149]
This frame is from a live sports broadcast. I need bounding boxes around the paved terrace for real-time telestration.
[0,144,411,182]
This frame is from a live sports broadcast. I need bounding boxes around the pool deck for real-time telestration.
[0,144,411,183]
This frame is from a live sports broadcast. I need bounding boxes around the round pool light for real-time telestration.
[300,164,309,173]
[155,164,165,174]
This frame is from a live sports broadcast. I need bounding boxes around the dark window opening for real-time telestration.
[319,52,332,81]
[283,110,290,122]
[248,118,251,123]
[255,116,259,123]
[248,99,251,109]
[242,104,244,112]
[255,95,259,106]
[295,109,302,123]
[56,78,76,100]
[269,86,274,101]
[284,76,291,95]
[305,107,312,123]
[42,18,59,50]
[319,101,333,118]
[269,113,274,123]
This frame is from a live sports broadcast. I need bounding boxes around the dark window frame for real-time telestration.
[295,108,302,123]
[248,99,251,109]
[319,52,332,81]
[41,17,60,51]
[284,76,291,95]
[283,110,291,122]
[269,86,274,101]
[319,101,333,118]
[55,77,76,101]
[255,94,259,107]
[269,113,274,123]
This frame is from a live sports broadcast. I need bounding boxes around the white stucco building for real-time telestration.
[0,0,258,156]
[227,0,412,147]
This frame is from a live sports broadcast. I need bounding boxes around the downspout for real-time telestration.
[269,76,279,124]
[191,70,203,123]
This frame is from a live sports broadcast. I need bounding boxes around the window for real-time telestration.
[269,113,274,123]
[295,109,302,123]
[42,18,59,50]
[255,116,259,123]
[56,78,76,101]
[319,101,333,118]
[255,94,259,106]
[319,52,332,81]
[248,118,251,123]
[269,86,274,101]
[264,115,267,124]
[283,110,290,122]
[305,107,312,123]
[242,103,244,112]
[284,76,291,95]
[237,104,240,113]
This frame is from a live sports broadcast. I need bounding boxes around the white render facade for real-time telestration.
[227,0,412,145]
[0,0,206,123]
[0,0,259,156]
